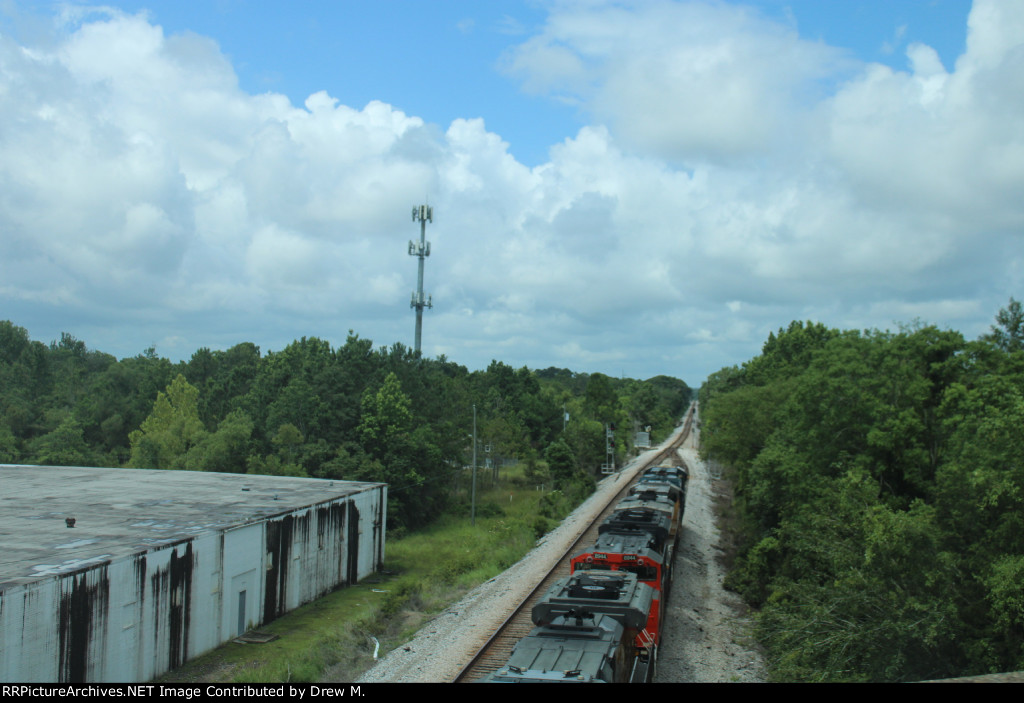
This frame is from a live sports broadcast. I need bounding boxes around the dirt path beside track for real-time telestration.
[655,424,765,682]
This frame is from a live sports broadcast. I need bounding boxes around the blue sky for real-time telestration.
[1,0,1020,387]
[65,0,972,167]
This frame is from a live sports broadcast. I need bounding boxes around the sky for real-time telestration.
[1,0,1020,387]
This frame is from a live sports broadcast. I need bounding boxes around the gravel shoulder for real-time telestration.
[353,420,765,683]
[656,425,765,682]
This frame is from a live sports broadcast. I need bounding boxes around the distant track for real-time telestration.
[453,405,696,683]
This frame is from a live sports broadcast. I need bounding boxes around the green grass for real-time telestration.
[157,464,578,684]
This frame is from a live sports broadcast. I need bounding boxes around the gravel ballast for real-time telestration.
[655,425,765,682]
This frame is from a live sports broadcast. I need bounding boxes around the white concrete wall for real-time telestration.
[0,485,386,683]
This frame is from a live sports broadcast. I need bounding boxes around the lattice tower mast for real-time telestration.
[409,204,433,354]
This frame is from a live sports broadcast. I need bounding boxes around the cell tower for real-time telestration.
[409,204,433,354]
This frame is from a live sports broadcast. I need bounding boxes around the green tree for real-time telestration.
[266,377,327,443]
[984,298,1024,352]
[544,439,577,486]
[985,555,1024,670]
[355,372,451,529]
[563,415,605,473]
[744,320,839,386]
[543,437,595,507]
[26,414,97,466]
[188,342,262,428]
[73,349,175,463]
[583,372,618,421]
[358,372,412,451]
[128,374,208,469]
[187,409,253,473]
[701,322,988,681]
[0,422,19,462]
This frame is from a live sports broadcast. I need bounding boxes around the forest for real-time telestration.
[0,321,690,533]
[698,299,1024,681]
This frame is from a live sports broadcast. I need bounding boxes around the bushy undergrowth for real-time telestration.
[703,313,1024,681]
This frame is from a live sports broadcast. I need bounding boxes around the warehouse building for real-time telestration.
[0,465,386,683]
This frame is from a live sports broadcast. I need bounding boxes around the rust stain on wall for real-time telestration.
[58,565,110,683]
[149,541,194,672]
[347,501,360,585]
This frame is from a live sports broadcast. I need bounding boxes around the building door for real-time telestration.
[237,590,246,636]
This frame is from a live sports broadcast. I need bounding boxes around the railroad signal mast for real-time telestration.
[409,204,433,355]
[602,422,616,475]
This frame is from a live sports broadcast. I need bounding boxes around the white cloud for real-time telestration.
[2,2,1023,384]
[504,0,847,161]
[824,1,1024,231]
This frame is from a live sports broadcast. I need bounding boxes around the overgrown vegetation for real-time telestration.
[699,300,1024,682]
[0,321,690,532]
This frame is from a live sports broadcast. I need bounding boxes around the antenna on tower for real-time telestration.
[409,203,433,355]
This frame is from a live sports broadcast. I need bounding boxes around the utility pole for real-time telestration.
[409,204,433,355]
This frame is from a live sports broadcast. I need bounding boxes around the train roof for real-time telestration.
[598,508,671,553]
[629,482,681,501]
[642,466,688,482]
[640,475,686,491]
[484,613,625,683]
[616,495,676,515]
[601,504,673,531]
[646,464,688,476]
[533,571,654,630]
[585,531,663,561]
[572,532,662,565]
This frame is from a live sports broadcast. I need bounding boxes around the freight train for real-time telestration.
[484,463,688,683]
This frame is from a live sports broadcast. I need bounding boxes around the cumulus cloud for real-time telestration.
[506,0,1023,360]
[503,0,848,161]
[1,2,1023,383]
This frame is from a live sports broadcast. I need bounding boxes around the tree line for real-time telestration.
[0,321,690,532]
[699,299,1024,681]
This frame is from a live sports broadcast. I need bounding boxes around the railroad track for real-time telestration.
[453,405,696,683]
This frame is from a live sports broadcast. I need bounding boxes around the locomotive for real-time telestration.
[485,464,688,683]
[484,571,656,683]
